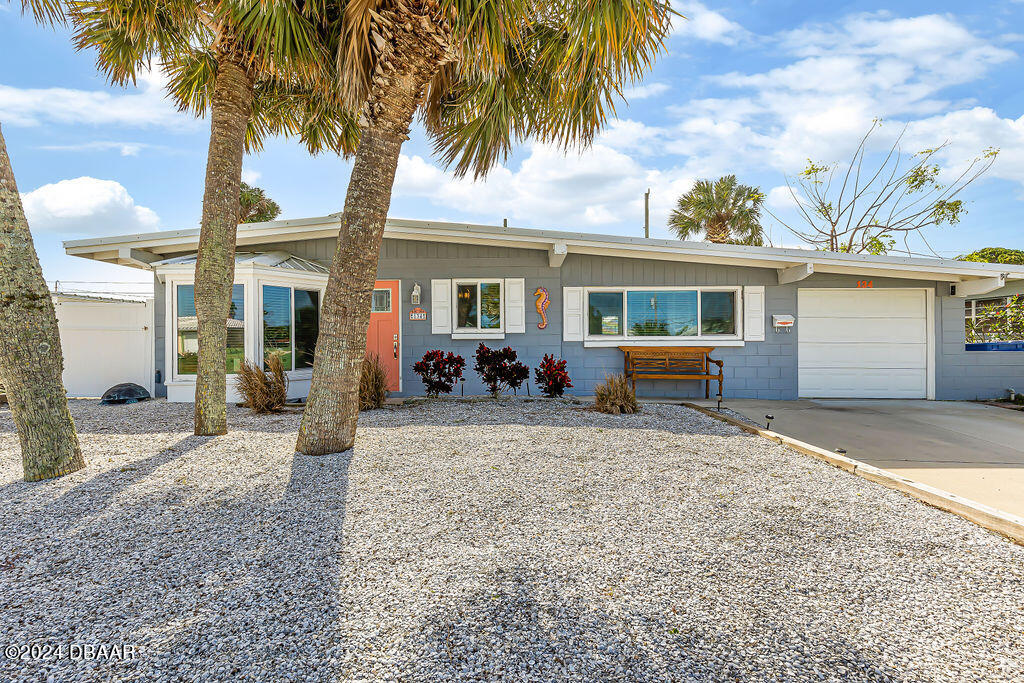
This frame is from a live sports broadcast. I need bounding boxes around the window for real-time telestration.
[263,285,292,369]
[371,289,391,312]
[588,291,623,336]
[176,284,245,375]
[294,289,319,369]
[701,291,737,335]
[627,290,697,336]
[586,287,739,340]
[456,280,502,330]
[966,295,1024,343]
[262,284,321,371]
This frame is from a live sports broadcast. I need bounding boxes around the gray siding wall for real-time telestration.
[149,237,1024,402]
[938,281,1024,400]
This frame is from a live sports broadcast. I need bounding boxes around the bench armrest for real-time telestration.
[707,357,723,368]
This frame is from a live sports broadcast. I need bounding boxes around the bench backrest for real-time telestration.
[623,347,712,374]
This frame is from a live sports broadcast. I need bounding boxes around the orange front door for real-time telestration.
[367,280,401,391]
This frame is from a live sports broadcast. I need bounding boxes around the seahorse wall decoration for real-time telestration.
[534,287,550,329]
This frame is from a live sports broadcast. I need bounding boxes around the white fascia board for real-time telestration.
[777,263,814,285]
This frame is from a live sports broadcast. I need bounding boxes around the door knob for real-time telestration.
[393,339,398,359]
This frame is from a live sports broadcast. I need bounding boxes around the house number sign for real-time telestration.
[409,307,427,321]
[856,280,874,288]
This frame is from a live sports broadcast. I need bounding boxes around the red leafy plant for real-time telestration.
[413,350,466,397]
[473,343,529,397]
[534,354,573,398]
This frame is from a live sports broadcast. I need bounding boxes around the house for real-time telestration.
[63,216,1024,402]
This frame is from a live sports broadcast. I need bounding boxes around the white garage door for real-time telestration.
[798,289,929,399]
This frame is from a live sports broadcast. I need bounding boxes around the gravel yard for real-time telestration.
[1,398,1022,682]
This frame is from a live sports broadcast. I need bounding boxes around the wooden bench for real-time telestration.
[619,346,723,398]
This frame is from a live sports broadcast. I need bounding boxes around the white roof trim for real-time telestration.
[64,215,1024,283]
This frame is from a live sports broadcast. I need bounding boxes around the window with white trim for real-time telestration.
[585,287,741,340]
[175,284,245,375]
[262,284,321,370]
[965,295,1024,343]
[455,279,503,331]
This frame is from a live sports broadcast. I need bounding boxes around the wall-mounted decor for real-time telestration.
[409,307,427,321]
[534,287,550,329]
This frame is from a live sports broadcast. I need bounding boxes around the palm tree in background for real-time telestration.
[668,175,766,246]
[73,0,359,435]
[239,182,281,223]
[0,1,84,480]
[296,0,675,455]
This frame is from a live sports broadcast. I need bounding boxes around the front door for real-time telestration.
[367,280,401,391]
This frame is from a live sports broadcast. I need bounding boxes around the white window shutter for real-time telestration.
[563,287,584,341]
[743,285,766,341]
[505,278,526,333]
[431,279,452,335]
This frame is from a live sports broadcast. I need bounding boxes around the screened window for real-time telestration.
[456,281,502,330]
[176,284,245,375]
[263,285,292,369]
[262,284,321,371]
[371,289,391,312]
[294,289,319,369]
[586,288,739,339]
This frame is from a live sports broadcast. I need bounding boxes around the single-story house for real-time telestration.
[63,215,1024,402]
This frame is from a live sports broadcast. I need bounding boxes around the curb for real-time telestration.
[681,402,1024,546]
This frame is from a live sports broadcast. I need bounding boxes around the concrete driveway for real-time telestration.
[718,399,1024,518]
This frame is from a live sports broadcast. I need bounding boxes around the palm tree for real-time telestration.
[0,2,84,481]
[668,175,765,246]
[296,1,674,455]
[239,182,281,223]
[73,0,359,435]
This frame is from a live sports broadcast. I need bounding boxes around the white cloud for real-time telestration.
[671,2,749,45]
[21,177,160,235]
[394,143,694,236]
[765,185,796,211]
[649,11,1024,188]
[623,82,670,100]
[242,168,262,184]
[39,141,150,156]
[0,69,193,129]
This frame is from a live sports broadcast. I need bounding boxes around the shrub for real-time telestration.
[236,354,287,413]
[359,353,390,410]
[474,343,529,397]
[413,350,466,397]
[595,374,640,415]
[534,354,573,398]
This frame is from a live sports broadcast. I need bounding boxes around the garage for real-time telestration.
[798,288,931,399]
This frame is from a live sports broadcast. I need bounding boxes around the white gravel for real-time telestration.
[0,398,1022,682]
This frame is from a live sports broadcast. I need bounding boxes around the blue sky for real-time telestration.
[2,1,1023,291]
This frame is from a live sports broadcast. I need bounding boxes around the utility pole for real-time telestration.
[644,188,650,238]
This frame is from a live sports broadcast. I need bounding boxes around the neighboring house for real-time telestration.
[53,292,155,398]
[64,216,1024,402]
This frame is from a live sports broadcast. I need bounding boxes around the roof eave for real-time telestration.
[63,216,1024,283]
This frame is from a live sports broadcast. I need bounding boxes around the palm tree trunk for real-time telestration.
[0,125,84,480]
[193,58,254,436]
[297,47,441,455]
[706,219,730,243]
